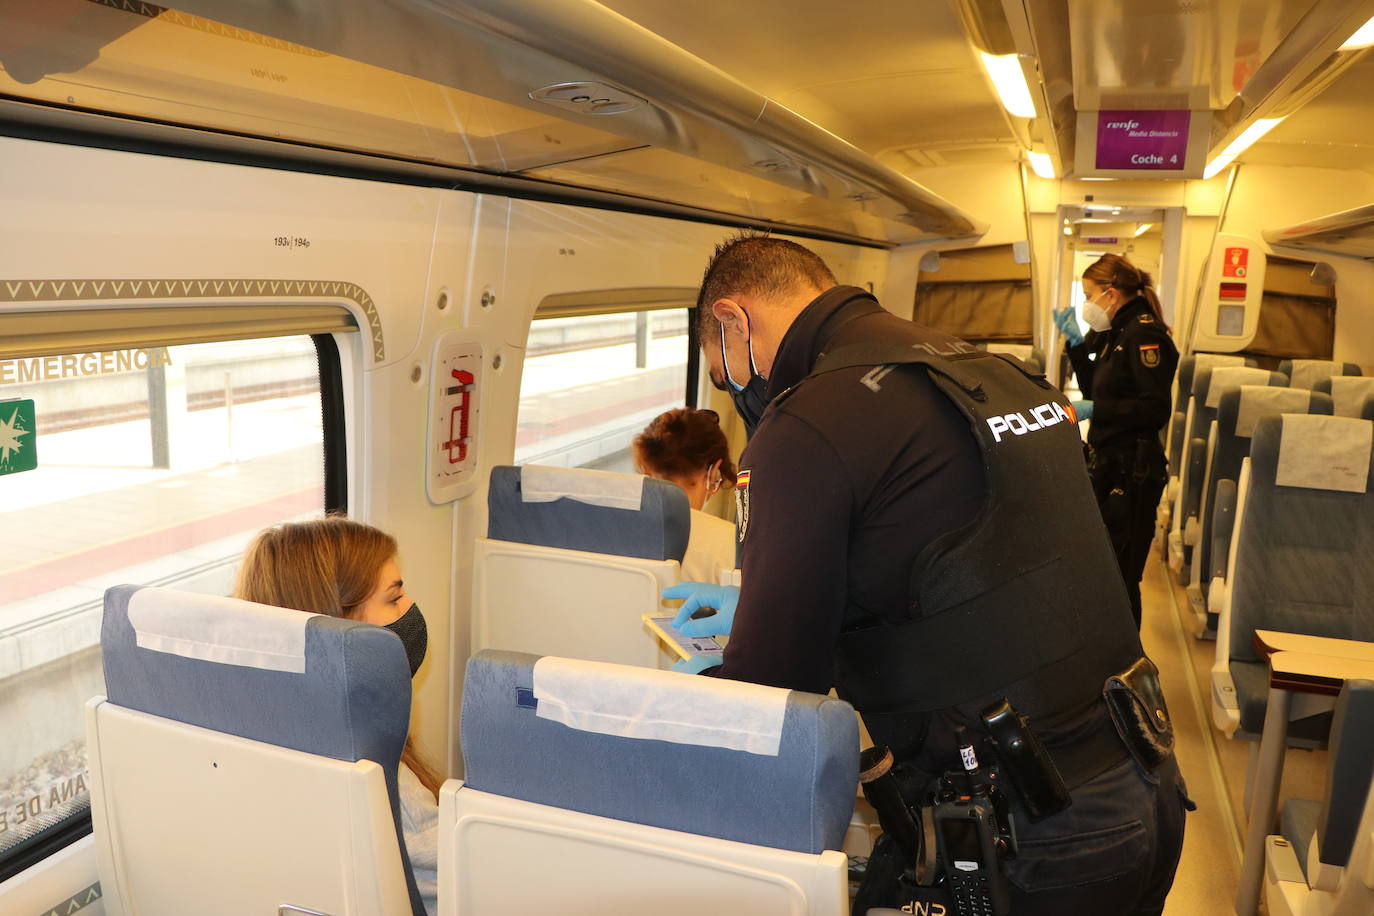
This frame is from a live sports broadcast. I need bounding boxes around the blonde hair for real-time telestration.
[235,516,443,797]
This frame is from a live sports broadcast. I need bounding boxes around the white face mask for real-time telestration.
[1082,290,1113,332]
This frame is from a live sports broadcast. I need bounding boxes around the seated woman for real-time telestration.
[234,517,441,916]
[633,407,739,585]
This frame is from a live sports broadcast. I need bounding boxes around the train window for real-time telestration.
[516,308,692,471]
[1242,256,1337,365]
[0,333,338,874]
[914,244,1033,345]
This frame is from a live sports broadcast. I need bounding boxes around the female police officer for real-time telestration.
[1055,253,1179,629]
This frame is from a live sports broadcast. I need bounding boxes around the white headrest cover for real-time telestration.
[1329,376,1374,418]
[532,656,788,756]
[1195,353,1247,372]
[1288,359,1340,391]
[1206,367,1274,409]
[1276,414,1373,494]
[127,587,316,673]
[520,465,644,511]
[1235,386,1312,438]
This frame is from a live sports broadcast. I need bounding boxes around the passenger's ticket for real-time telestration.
[642,613,725,661]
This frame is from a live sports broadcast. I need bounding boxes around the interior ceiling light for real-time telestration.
[1340,16,1374,49]
[1063,225,1074,236]
[1134,223,1153,237]
[978,52,1037,119]
[1027,151,1056,179]
[1203,116,1284,179]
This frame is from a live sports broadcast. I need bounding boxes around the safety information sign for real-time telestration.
[1222,247,1249,278]
[0,398,36,476]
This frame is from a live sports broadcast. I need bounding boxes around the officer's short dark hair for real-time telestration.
[696,233,837,339]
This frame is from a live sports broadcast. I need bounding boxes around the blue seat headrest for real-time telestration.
[460,650,859,855]
[487,465,690,562]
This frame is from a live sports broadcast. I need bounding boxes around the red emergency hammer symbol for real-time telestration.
[443,368,475,464]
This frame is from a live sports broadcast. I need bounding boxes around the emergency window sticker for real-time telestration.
[1139,344,1161,368]
[735,469,751,541]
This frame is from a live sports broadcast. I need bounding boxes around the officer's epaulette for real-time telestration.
[1135,312,1155,325]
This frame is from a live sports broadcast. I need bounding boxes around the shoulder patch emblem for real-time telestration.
[734,469,751,541]
[1140,343,1161,367]
[1138,312,1155,324]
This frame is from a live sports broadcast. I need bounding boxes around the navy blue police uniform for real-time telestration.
[715,285,1187,916]
[1065,296,1180,628]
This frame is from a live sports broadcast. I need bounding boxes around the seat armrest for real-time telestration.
[1211,661,1240,734]
[1167,531,1185,572]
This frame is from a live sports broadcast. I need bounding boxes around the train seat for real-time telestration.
[87,584,424,916]
[1210,415,1374,740]
[1277,358,1362,390]
[1165,353,1252,495]
[1167,366,1282,583]
[1265,679,1374,916]
[439,650,857,915]
[473,465,691,669]
[1312,374,1374,417]
[1191,385,1332,634]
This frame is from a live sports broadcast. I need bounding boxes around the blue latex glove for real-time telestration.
[1054,306,1084,346]
[673,654,724,675]
[662,582,740,637]
[1071,399,1094,421]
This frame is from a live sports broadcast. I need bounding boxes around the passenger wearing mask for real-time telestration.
[670,233,1186,916]
[633,407,739,585]
[1054,254,1180,629]
[234,517,440,916]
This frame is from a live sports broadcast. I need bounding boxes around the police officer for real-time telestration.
[1055,254,1179,629]
[667,235,1186,916]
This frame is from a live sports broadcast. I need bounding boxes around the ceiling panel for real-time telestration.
[1068,0,1321,111]
[524,145,931,243]
[0,0,987,243]
[595,0,1011,157]
[1247,50,1374,171]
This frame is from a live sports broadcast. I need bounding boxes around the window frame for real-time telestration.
[517,304,697,469]
[0,330,347,881]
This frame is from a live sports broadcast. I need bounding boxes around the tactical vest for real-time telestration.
[793,343,1144,723]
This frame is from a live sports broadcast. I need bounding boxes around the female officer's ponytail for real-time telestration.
[1082,253,1171,333]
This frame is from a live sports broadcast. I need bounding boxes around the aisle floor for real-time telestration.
[1144,551,1328,915]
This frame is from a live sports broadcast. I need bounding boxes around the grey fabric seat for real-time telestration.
[1172,366,1283,581]
[1278,359,1361,391]
[94,584,425,914]
[1224,416,1374,740]
[1312,375,1374,417]
[1168,353,1252,478]
[1279,680,1374,880]
[458,649,860,854]
[1199,386,1332,626]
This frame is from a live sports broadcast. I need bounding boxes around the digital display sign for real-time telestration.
[1095,110,1191,170]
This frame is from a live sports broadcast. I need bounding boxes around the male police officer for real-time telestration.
[667,235,1187,916]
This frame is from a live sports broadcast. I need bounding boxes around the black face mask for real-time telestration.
[384,603,428,677]
[721,318,769,436]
